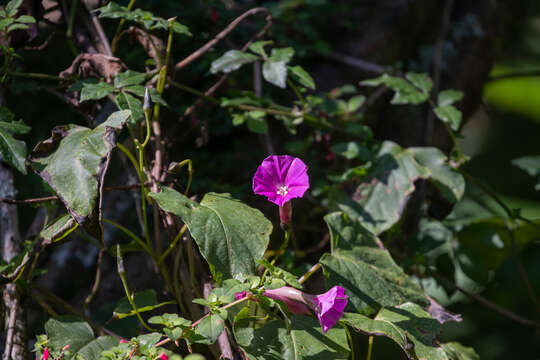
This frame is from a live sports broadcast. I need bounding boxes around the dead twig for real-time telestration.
[0,182,152,204]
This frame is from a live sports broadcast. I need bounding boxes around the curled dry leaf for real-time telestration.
[60,53,125,83]
[128,26,165,68]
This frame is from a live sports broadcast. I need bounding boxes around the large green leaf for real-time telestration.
[114,70,146,88]
[76,336,119,360]
[455,217,540,284]
[116,91,143,125]
[339,141,463,234]
[194,314,226,345]
[410,147,464,203]
[30,110,129,240]
[80,82,115,102]
[150,188,272,281]
[441,342,480,360]
[44,317,95,355]
[210,50,260,74]
[325,212,381,252]
[438,90,464,107]
[234,315,349,360]
[342,303,451,360]
[320,248,428,316]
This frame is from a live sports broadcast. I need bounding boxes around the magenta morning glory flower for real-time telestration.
[305,286,349,333]
[252,155,310,207]
[260,285,348,332]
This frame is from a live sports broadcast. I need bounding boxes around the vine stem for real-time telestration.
[111,0,136,53]
[298,263,322,284]
[158,225,187,264]
[103,218,154,257]
[366,336,374,360]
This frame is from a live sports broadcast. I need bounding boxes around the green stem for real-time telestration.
[298,263,321,284]
[117,246,154,332]
[287,78,304,104]
[366,336,373,360]
[167,79,220,104]
[111,0,136,53]
[158,224,187,264]
[103,218,154,257]
[261,229,290,283]
[7,71,68,82]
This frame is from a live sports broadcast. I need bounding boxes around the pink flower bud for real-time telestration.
[235,291,247,300]
[279,201,292,225]
[42,348,49,360]
[62,345,70,351]
[120,339,129,343]
[158,353,168,360]
[263,287,310,315]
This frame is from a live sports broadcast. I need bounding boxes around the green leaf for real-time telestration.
[44,316,94,354]
[361,74,428,104]
[76,336,119,360]
[232,113,245,126]
[15,15,35,23]
[116,91,143,125]
[149,188,273,281]
[342,303,450,360]
[325,212,382,252]
[210,279,250,304]
[149,313,192,328]
[234,315,350,360]
[30,110,129,239]
[320,247,428,316]
[513,155,540,190]
[0,121,31,134]
[405,72,433,93]
[114,70,146,88]
[113,289,174,319]
[455,217,540,284]
[211,50,260,74]
[249,41,273,57]
[410,147,465,203]
[269,47,294,63]
[339,141,463,234]
[80,82,115,102]
[347,95,366,112]
[330,142,370,160]
[438,90,464,107]
[287,65,315,90]
[5,0,23,15]
[262,61,287,88]
[441,342,480,360]
[434,105,462,131]
[246,116,268,134]
[172,21,192,36]
[40,214,77,244]
[7,22,28,31]
[194,314,225,344]
[0,125,27,174]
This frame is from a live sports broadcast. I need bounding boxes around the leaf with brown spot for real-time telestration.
[30,110,130,241]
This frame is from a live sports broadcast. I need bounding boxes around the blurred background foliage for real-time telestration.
[2,0,540,358]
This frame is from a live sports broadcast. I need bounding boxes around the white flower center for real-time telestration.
[276,185,289,196]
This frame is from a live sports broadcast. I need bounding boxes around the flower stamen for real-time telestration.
[277,185,289,196]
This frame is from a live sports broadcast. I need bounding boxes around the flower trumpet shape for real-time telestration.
[252,155,309,207]
[261,285,348,333]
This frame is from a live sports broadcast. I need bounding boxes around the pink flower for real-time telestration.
[305,286,349,333]
[119,339,129,343]
[252,155,309,207]
[42,348,49,360]
[262,286,348,332]
[158,353,168,360]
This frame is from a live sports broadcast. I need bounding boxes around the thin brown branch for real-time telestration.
[433,272,540,328]
[174,7,271,72]
[180,10,272,119]
[83,249,104,310]
[326,52,387,74]
[0,183,152,204]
